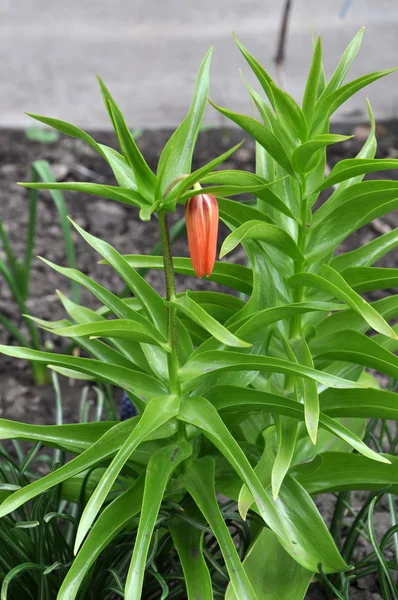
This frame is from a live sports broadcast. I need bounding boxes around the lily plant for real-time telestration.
[1,29,398,600]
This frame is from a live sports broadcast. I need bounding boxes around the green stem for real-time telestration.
[158,212,180,396]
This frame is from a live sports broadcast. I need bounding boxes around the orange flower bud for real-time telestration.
[185,193,219,278]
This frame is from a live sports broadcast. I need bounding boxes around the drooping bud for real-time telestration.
[185,193,219,278]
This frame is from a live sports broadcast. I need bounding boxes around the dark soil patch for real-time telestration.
[0,122,398,599]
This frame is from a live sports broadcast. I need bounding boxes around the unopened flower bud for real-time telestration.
[185,193,219,278]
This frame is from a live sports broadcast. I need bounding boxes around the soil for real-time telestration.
[0,122,398,599]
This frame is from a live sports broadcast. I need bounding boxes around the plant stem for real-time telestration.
[158,211,180,396]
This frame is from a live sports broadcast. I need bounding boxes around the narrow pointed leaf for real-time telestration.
[157,48,213,194]
[74,394,180,553]
[125,442,192,598]
[302,36,322,126]
[313,67,397,131]
[341,266,398,292]
[206,385,390,463]
[169,292,251,348]
[292,135,352,174]
[271,83,308,142]
[321,387,398,421]
[19,181,149,209]
[180,350,366,390]
[311,330,398,379]
[117,255,253,295]
[26,113,105,157]
[294,335,319,444]
[331,228,398,271]
[293,452,398,495]
[209,102,295,176]
[169,502,213,600]
[164,141,244,204]
[179,397,349,572]
[0,418,175,517]
[272,416,299,500]
[70,219,167,335]
[44,320,169,349]
[0,345,167,402]
[97,77,156,196]
[234,34,275,107]
[226,527,313,600]
[182,457,259,600]
[312,158,398,194]
[57,476,145,600]
[220,220,303,261]
[322,28,365,95]
[289,265,397,339]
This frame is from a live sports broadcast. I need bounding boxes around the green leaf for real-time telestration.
[331,228,398,271]
[177,182,288,207]
[192,301,344,360]
[226,528,313,600]
[169,501,213,600]
[179,397,349,572]
[28,313,147,372]
[203,172,293,218]
[169,292,251,348]
[341,266,398,292]
[271,83,308,142]
[206,385,390,463]
[57,476,145,600]
[229,302,344,342]
[209,102,295,176]
[125,442,192,598]
[322,28,365,96]
[26,113,105,158]
[157,48,212,194]
[163,140,244,205]
[218,196,274,227]
[182,457,259,600]
[312,158,398,194]
[56,290,152,374]
[0,418,116,453]
[292,135,352,174]
[302,36,322,127]
[0,418,174,517]
[292,452,398,495]
[315,296,398,339]
[233,34,275,107]
[294,334,319,444]
[320,386,398,421]
[70,219,167,335]
[99,144,139,190]
[272,416,299,500]
[313,67,397,132]
[289,265,397,339]
[97,77,156,197]
[118,255,253,295]
[74,394,180,553]
[180,350,365,390]
[0,346,167,403]
[308,190,398,262]
[220,220,304,261]
[43,319,169,350]
[311,330,398,380]
[19,181,150,210]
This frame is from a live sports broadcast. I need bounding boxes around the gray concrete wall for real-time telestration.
[1,0,398,130]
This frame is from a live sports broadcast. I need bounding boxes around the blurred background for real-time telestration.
[1,0,398,130]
